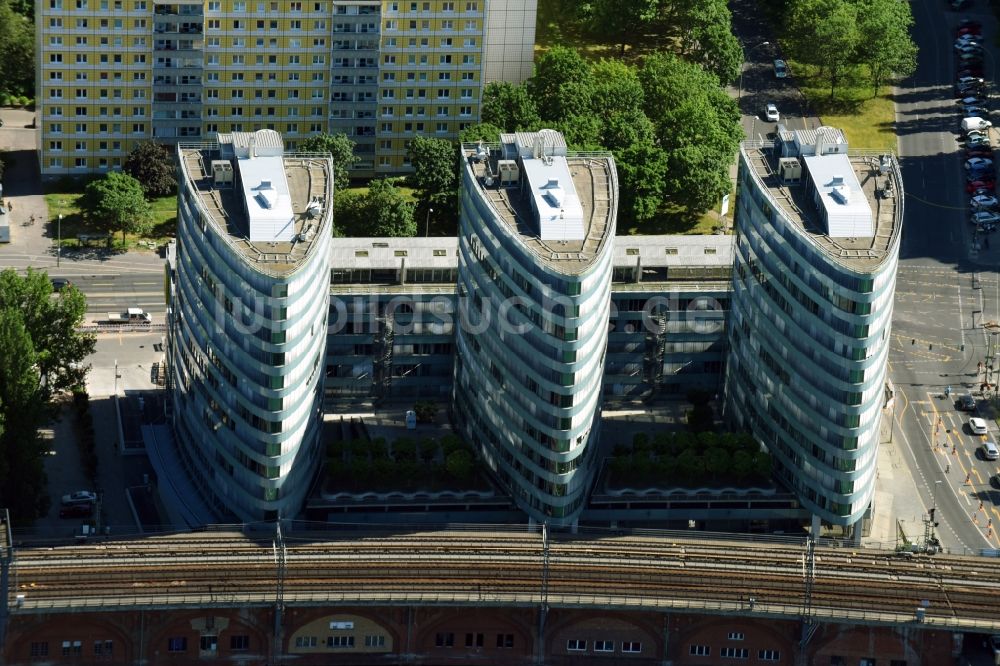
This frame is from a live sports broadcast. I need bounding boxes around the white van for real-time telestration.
[962,116,992,133]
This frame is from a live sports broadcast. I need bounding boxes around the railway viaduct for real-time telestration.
[1,521,997,665]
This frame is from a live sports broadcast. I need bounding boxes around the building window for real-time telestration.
[199,636,217,653]
[61,641,83,656]
[859,661,876,666]
[167,637,187,653]
[465,633,484,648]
[93,640,113,656]
[29,643,48,657]
[327,635,354,648]
[364,635,385,648]
[294,636,317,648]
[230,636,249,651]
[721,647,749,659]
[690,645,711,656]
[622,642,642,654]
[567,640,586,652]
[496,634,513,648]
[759,650,781,662]
[728,632,745,640]
[434,633,454,648]
[594,640,614,652]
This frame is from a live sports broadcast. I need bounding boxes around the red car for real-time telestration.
[966,149,994,159]
[967,179,996,193]
[58,503,93,518]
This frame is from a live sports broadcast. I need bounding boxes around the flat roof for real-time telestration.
[178,142,333,277]
[462,136,617,275]
[803,153,874,237]
[741,141,902,272]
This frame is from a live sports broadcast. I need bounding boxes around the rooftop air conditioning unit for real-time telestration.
[498,160,519,186]
[779,157,802,184]
[211,160,233,187]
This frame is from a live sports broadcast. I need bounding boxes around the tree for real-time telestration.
[298,133,360,194]
[690,19,743,84]
[590,60,645,122]
[0,269,95,521]
[585,0,661,55]
[551,114,603,151]
[0,269,94,401]
[83,172,153,244]
[123,141,177,197]
[459,122,505,144]
[526,47,594,122]
[616,142,669,224]
[813,1,860,98]
[480,82,540,132]
[639,52,742,211]
[335,179,416,237]
[0,0,33,97]
[855,0,918,95]
[406,135,459,224]
[445,449,474,482]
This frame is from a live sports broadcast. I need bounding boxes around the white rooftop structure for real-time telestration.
[226,130,295,242]
[509,131,585,241]
[804,153,874,237]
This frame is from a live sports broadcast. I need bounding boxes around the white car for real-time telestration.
[765,103,780,122]
[61,490,97,506]
[963,116,993,132]
[971,194,999,210]
[970,417,989,435]
[965,157,994,170]
[971,211,1000,226]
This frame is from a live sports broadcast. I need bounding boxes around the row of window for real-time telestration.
[167,635,250,652]
[567,639,641,654]
[293,634,386,648]
[690,644,779,660]
[434,632,514,648]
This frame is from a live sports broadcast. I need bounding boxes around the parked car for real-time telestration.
[956,84,986,97]
[967,149,994,160]
[966,136,991,149]
[58,503,94,519]
[957,45,984,56]
[971,194,999,210]
[958,76,986,86]
[963,117,993,132]
[61,490,97,505]
[959,96,987,108]
[965,157,994,170]
[968,169,996,182]
[957,393,978,411]
[951,0,973,10]
[764,103,780,121]
[957,24,982,36]
[967,179,996,192]
[957,66,985,78]
[972,211,1000,226]
[773,59,788,78]
[971,187,994,198]
[958,18,982,29]
[962,106,989,118]
[970,417,989,435]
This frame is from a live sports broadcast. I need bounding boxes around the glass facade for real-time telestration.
[169,135,333,521]
[725,141,902,529]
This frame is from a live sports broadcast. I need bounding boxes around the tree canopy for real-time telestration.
[405,135,459,230]
[784,0,917,97]
[480,82,540,133]
[83,171,153,244]
[123,141,177,198]
[0,269,95,521]
[298,133,361,193]
[335,179,416,237]
[0,0,33,98]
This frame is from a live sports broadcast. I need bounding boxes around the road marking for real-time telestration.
[957,274,967,350]
[91,282,114,286]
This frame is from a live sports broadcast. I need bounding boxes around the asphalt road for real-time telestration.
[889,0,1000,552]
[61,273,168,324]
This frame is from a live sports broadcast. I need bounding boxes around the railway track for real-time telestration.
[7,530,1000,630]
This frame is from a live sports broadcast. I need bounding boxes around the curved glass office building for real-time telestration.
[725,128,903,538]
[170,130,333,521]
[453,131,618,524]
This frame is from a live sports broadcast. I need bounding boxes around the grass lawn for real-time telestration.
[793,63,897,152]
[342,182,419,203]
[44,181,176,251]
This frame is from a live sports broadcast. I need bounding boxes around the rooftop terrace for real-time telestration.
[463,137,617,275]
[179,142,332,277]
[741,140,902,272]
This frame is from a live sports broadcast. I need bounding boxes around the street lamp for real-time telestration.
[738,41,771,107]
[57,214,62,267]
[424,207,434,237]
